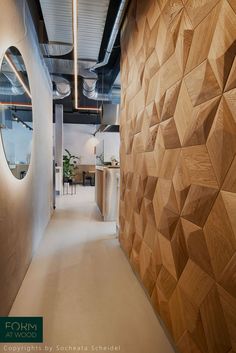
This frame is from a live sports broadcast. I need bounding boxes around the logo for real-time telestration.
[0,317,43,342]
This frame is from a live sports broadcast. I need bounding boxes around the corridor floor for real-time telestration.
[3,186,174,353]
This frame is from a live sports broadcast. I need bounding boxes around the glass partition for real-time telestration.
[0,46,33,179]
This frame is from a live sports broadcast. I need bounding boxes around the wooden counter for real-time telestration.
[95,166,120,221]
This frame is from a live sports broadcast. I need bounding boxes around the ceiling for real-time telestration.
[28,0,124,124]
[39,0,110,61]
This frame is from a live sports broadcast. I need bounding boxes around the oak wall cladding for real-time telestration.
[119,1,236,353]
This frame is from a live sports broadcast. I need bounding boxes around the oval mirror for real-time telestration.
[0,46,32,179]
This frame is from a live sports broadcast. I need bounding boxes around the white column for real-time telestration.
[55,104,63,167]
[55,104,63,196]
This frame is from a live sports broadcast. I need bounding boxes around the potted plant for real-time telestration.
[96,152,104,165]
[63,149,81,183]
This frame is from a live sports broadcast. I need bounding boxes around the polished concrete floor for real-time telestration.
[2,186,174,353]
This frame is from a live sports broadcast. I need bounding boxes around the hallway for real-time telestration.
[3,186,174,353]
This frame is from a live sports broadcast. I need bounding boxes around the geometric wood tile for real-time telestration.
[120,1,236,352]
[156,265,177,301]
[182,145,219,188]
[204,193,236,280]
[160,117,181,149]
[200,285,232,353]
[171,221,189,279]
[181,218,214,278]
[222,155,236,192]
[159,232,178,280]
[174,81,193,144]
[145,101,160,127]
[173,11,193,74]
[177,331,203,353]
[221,191,236,236]
[185,0,220,28]
[219,253,236,299]
[184,60,222,107]
[172,152,191,212]
[207,97,236,186]
[153,178,179,216]
[157,286,173,334]
[208,1,236,90]
[225,56,236,92]
[169,286,186,342]
[217,284,236,352]
[228,0,236,13]
[177,293,208,353]
[185,2,221,74]
[182,96,220,147]
[162,0,183,27]
[158,207,179,241]
[178,260,214,307]
[224,88,236,121]
[159,148,181,179]
[161,80,181,121]
[146,0,161,30]
[181,184,218,227]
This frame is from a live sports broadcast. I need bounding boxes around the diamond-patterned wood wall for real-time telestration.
[119,1,236,352]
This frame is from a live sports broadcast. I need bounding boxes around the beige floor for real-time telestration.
[2,186,175,353]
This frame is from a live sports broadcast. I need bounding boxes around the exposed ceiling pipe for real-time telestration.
[51,75,71,100]
[83,79,111,101]
[83,78,120,102]
[1,72,75,102]
[91,0,128,71]
[82,0,128,101]
[1,55,29,97]
[0,73,25,96]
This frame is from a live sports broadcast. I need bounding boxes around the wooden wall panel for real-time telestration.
[119,1,236,352]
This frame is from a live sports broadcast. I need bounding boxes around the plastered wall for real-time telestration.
[0,0,53,315]
[63,124,96,165]
[63,125,120,165]
[119,1,236,353]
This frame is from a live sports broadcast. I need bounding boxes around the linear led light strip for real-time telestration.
[72,0,101,113]
[72,0,78,109]
[0,102,101,112]
[0,102,32,108]
[78,107,102,112]
[4,54,32,99]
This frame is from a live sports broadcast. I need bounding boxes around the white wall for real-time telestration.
[63,124,97,165]
[0,0,53,315]
[96,131,120,163]
[63,124,120,165]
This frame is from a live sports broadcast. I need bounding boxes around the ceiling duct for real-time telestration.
[51,75,71,100]
[0,71,26,96]
[94,104,120,134]
[83,78,110,101]
[94,104,120,133]
[82,0,129,101]
[39,0,110,60]
[82,79,121,103]
[92,0,128,71]
[40,43,73,57]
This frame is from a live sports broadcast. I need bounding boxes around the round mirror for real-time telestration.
[0,46,32,179]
